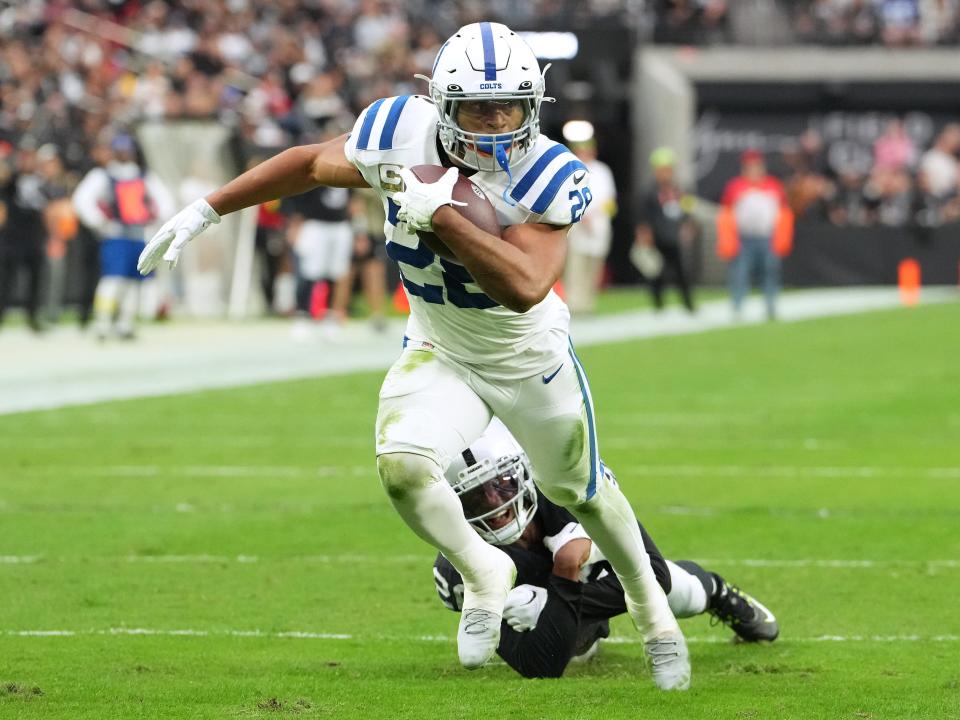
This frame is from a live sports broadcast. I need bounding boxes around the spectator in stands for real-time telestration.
[827,169,871,226]
[72,133,174,340]
[920,0,960,44]
[877,0,924,45]
[654,0,730,44]
[863,166,914,226]
[716,150,794,321]
[563,128,618,315]
[874,119,917,172]
[918,123,960,200]
[635,147,696,314]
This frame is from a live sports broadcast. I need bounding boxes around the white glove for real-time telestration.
[502,584,548,632]
[137,198,221,274]
[393,166,465,232]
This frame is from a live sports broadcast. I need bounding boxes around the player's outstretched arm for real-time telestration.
[138,135,369,274]
[432,206,568,313]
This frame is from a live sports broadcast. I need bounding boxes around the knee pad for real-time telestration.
[376,452,443,501]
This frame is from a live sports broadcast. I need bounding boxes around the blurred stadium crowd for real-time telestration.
[778,121,960,230]
[1,0,959,332]
[654,0,960,46]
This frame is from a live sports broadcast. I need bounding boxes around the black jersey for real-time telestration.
[282,186,350,222]
[432,490,670,619]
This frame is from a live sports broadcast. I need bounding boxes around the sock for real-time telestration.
[377,453,506,606]
[117,279,140,334]
[665,560,710,617]
[93,276,122,336]
[570,477,678,640]
[674,560,721,608]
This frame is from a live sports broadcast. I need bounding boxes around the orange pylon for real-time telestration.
[392,281,410,313]
[898,258,920,307]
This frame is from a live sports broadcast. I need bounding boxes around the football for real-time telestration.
[409,164,501,262]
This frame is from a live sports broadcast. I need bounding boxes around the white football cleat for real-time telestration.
[457,548,516,670]
[645,628,691,691]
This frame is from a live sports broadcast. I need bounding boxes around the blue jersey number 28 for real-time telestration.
[569,187,593,223]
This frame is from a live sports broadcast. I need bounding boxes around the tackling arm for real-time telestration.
[431,206,568,313]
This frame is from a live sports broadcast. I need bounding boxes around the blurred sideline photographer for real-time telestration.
[72,133,174,340]
[563,122,617,315]
[717,150,794,322]
[634,147,696,314]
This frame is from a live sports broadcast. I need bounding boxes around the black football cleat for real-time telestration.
[709,581,779,642]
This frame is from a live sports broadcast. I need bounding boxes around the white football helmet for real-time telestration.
[445,418,538,545]
[417,22,552,174]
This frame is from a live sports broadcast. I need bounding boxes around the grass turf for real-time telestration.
[1,303,959,719]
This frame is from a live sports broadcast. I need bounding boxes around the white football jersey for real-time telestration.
[344,94,593,380]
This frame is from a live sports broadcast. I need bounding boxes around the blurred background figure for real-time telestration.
[563,121,617,315]
[36,143,80,325]
[72,133,174,340]
[717,150,794,321]
[346,188,389,333]
[285,183,355,341]
[0,142,49,333]
[635,147,697,314]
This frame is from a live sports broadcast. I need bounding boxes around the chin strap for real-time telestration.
[496,142,518,206]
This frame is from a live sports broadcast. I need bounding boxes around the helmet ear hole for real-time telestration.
[519,80,532,90]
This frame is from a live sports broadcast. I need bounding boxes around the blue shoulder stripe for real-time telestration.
[356,98,386,151]
[379,95,411,150]
[530,159,588,214]
[480,22,497,81]
[509,144,567,203]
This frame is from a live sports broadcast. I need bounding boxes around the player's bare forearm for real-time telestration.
[432,207,567,313]
[206,135,368,216]
[552,539,592,582]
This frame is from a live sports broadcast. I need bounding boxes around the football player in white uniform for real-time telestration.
[433,418,779,679]
[138,22,690,689]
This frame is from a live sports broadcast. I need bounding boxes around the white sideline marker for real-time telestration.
[2,554,957,569]
[3,628,959,644]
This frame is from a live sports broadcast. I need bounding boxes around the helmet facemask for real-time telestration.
[449,452,538,545]
[427,79,545,173]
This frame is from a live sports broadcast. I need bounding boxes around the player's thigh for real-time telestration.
[376,348,492,471]
[493,348,602,507]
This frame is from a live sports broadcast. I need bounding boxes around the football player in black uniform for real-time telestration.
[433,418,779,679]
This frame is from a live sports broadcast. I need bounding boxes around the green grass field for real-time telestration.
[2,304,959,719]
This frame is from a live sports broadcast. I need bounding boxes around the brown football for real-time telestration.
[409,164,501,262]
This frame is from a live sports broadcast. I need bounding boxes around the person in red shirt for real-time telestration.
[716,150,793,321]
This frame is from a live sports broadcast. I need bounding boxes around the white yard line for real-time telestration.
[1,554,956,569]
[0,288,955,415]
[8,462,959,481]
[3,627,958,644]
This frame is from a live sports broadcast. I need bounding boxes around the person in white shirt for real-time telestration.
[563,132,617,314]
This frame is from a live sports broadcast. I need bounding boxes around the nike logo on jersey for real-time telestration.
[573,171,586,184]
[542,364,563,384]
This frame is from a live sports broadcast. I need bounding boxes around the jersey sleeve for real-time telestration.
[433,553,465,612]
[344,94,436,189]
[507,142,592,227]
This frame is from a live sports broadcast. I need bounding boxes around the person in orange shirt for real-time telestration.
[716,150,793,321]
